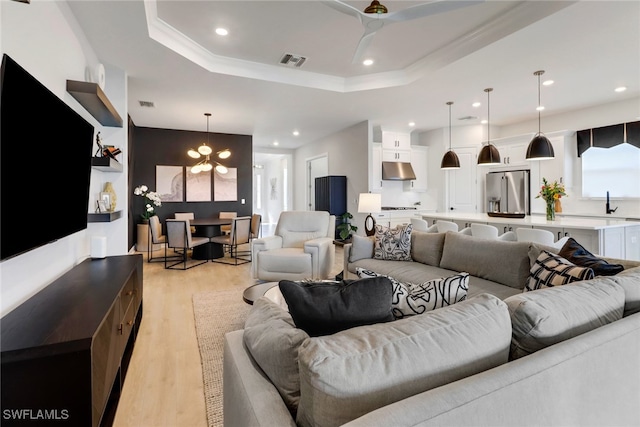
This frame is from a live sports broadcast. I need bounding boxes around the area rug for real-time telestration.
[193,288,252,427]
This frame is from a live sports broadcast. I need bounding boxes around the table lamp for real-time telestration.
[358,193,381,236]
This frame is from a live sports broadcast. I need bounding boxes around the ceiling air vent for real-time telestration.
[279,53,307,68]
[139,100,155,108]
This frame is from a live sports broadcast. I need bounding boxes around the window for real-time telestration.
[581,143,640,198]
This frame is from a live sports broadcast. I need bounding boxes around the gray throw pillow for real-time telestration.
[410,231,445,267]
[348,234,375,262]
[279,277,394,337]
[243,297,310,415]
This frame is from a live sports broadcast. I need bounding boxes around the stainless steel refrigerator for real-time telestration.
[485,170,530,214]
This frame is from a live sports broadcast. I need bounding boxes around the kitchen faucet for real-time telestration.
[606,191,618,214]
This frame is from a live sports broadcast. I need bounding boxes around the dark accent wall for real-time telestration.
[129,125,253,246]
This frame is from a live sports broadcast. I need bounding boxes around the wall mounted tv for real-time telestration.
[1,54,94,261]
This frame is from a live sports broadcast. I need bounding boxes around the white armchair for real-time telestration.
[251,211,336,281]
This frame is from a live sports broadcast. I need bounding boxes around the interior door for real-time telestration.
[307,155,328,210]
[448,147,477,213]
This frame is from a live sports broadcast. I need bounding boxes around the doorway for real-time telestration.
[307,154,328,211]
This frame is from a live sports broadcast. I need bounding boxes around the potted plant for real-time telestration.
[336,212,358,242]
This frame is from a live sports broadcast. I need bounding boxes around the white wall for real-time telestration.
[293,121,370,233]
[1,1,128,316]
[419,97,640,218]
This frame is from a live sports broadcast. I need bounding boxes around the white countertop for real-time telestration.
[420,212,640,230]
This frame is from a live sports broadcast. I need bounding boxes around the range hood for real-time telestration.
[382,161,416,181]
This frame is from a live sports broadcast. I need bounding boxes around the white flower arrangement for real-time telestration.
[133,184,162,220]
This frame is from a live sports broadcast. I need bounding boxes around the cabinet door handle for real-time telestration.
[504,227,507,233]
[565,232,569,237]
[509,226,513,231]
[558,232,561,240]
[118,323,123,335]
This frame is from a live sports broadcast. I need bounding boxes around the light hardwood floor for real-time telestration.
[113,242,344,427]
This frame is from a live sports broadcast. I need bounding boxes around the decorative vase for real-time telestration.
[555,199,562,213]
[103,182,117,212]
[546,200,555,221]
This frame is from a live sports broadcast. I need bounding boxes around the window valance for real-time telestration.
[577,120,640,157]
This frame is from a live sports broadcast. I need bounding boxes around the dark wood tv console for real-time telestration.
[1,255,143,426]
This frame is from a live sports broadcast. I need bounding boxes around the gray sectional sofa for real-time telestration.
[223,231,640,427]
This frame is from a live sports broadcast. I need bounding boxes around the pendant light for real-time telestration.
[441,101,460,169]
[477,88,501,165]
[189,113,229,174]
[526,70,555,160]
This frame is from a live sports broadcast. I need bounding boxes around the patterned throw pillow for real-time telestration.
[356,268,469,319]
[525,250,595,292]
[373,223,412,261]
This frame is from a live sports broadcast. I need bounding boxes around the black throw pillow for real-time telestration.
[278,277,394,337]
[558,237,624,276]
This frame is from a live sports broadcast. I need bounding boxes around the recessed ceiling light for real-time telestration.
[362,59,374,66]
[215,28,228,36]
[408,122,415,127]
[472,102,481,108]
[481,119,488,124]
[536,106,545,111]
[293,130,299,136]
[615,86,627,93]
[273,141,279,146]
[543,79,554,86]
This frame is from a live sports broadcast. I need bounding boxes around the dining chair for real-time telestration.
[147,215,180,263]
[250,213,262,240]
[164,219,210,270]
[219,212,237,236]
[175,212,196,234]
[210,216,252,265]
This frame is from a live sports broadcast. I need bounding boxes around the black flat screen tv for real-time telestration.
[1,54,94,261]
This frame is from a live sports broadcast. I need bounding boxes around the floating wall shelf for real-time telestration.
[67,80,123,127]
[91,157,123,172]
[88,210,122,223]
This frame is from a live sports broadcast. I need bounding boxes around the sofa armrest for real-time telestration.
[304,237,335,280]
[343,243,354,279]
[223,330,297,427]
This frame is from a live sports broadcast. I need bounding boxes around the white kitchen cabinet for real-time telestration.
[403,146,428,192]
[493,141,528,166]
[488,222,519,235]
[625,225,640,261]
[602,227,625,259]
[372,143,383,191]
[382,131,411,151]
[382,149,411,162]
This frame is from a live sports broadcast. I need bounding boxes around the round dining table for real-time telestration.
[190,217,233,260]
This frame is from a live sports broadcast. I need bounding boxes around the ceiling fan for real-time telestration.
[323,0,484,64]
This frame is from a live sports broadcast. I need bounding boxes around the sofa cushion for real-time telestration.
[348,234,375,263]
[525,250,595,292]
[243,297,309,415]
[439,231,531,289]
[373,223,412,261]
[558,237,624,276]
[612,266,640,316]
[295,294,512,427]
[278,278,394,337]
[356,267,468,319]
[410,231,445,267]
[505,278,624,359]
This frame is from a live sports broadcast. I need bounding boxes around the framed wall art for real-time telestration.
[186,168,212,202]
[214,168,237,201]
[156,165,184,202]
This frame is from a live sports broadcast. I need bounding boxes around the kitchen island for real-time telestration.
[421,212,640,260]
